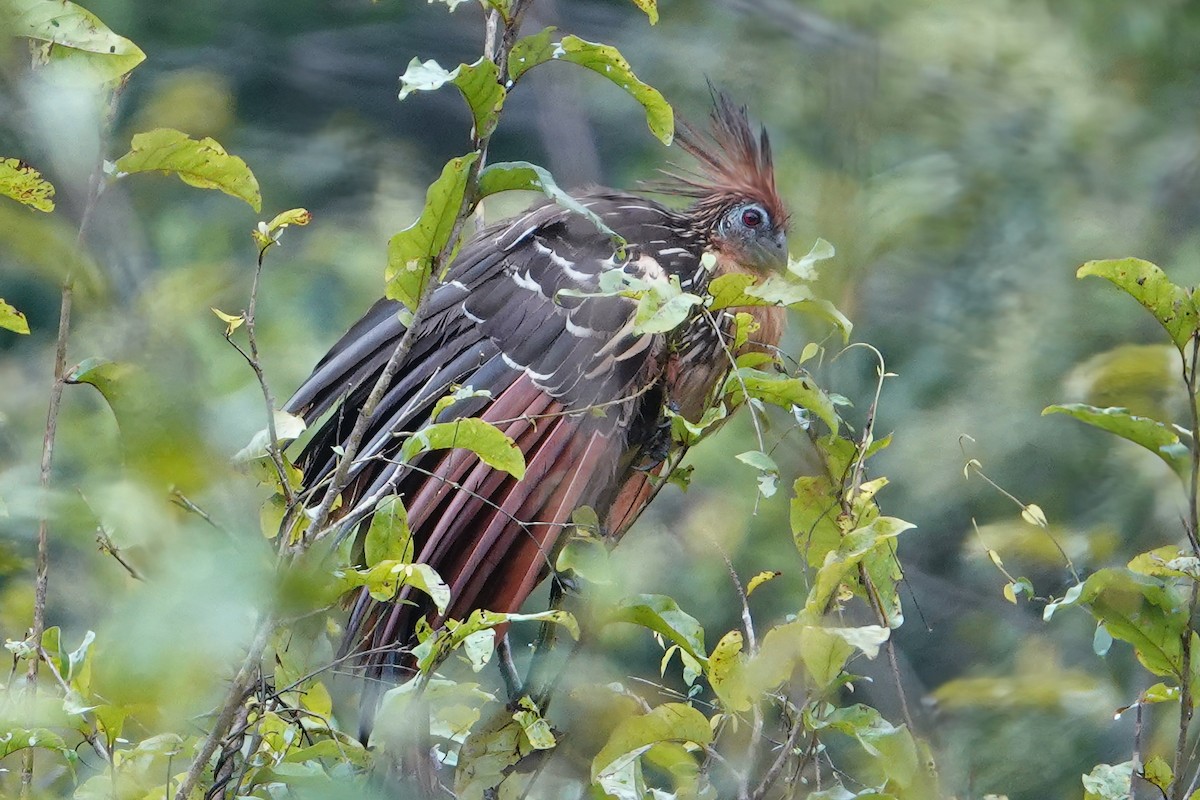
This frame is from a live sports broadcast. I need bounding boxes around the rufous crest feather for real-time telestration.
[655,90,788,228]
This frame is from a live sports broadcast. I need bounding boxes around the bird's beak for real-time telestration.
[751,231,789,273]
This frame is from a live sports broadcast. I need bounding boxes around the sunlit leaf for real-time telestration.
[725,368,839,433]
[746,570,780,596]
[210,306,244,335]
[386,152,479,311]
[507,30,673,144]
[0,157,55,211]
[591,703,711,781]
[0,299,30,334]
[113,128,261,211]
[1043,403,1188,479]
[512,696,556,750]
[398,57,505,137]
[9,0,145,82]
[1077,258,1197,352]
[400,417,525,479]
[627,0,658,24]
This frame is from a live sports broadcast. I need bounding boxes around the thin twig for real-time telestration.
[21,165,104,798]
[495,635,523,702]
[748,712,810,800]
[1174,581,1198,800]
[173,622,271,800]
[1186,335,1200,557]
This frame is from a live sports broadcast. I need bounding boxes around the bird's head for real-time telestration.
[658,91,790,274]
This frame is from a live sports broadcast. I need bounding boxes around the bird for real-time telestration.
[284,93,789,687]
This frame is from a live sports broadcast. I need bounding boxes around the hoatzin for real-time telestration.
[285,95,788,686]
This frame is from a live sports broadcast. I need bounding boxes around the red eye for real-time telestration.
[741,207,764,227]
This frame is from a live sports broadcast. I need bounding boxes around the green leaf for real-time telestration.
[1144,755,1172,793]
[455,699,548,800]
[400,417,526,479]
[432,385,493,421]
[1043,403,1188,478]
[9,0,145,82]
[0,299,30,334]
[1067,569,1188,677]
[386,152,479,311]
[627,0,659,24]
[1077,258,1197,351]
[1142,682,1180,704]
[354,560,451,614]
[0,725,76,761]
[610,594,707,664]
[507,30,673,144]
[633,275,702,335]
[591,703,711,781]
[0,157,55,211]
[813,705,920,788]
[1129,546,1200,579]
[114,128,261,211]
[736,449,777,473]
[364,496,413,566]
[706,264,853,342]
[725,368,839,433]
[414,608,579,673]
[398,57,505,138]
[791,475,843,568]
[512,696,556,750]
[478,160,624,245]
[1082,760,1133,800]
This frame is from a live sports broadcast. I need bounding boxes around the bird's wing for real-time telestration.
[285,194,693,671]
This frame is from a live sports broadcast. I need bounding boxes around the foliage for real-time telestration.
[11,0,1200,799]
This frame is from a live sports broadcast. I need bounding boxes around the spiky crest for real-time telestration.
[655,90,788,231]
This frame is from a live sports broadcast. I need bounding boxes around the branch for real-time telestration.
[20,165,104,798]
[173,621,272,800]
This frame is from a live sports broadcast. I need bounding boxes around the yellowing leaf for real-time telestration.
[746,570,780,597]
[0,158,55,211]
[114,128,261,211]
[1020,503,1047,528]
[627,0,658,24]
[0,299,30,334]
[1078,258,1197,352]
[9,0,145,83]
[210,307,244,335]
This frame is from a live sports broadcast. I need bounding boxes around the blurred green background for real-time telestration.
[4,0,1200,796]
